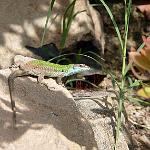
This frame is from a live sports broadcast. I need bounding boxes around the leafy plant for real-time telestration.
[97,1,150,148]
[97,0,132,148]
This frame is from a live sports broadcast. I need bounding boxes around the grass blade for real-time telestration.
[98,0,123,52]
[40,0,56,47]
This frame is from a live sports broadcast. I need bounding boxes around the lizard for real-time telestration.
[8,55,97,127]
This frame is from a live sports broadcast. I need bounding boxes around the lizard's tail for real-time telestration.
[8,70,28,127]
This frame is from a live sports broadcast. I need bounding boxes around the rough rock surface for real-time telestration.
[0,69,129,150]
[0,0,104,68]
[0,69,97,150]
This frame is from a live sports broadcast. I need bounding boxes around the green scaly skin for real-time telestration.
[31,60,74,72]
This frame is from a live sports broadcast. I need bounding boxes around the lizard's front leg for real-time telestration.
[37,74,44,83]
[37,74,55,90]
[56,77,63,85]
[37,73,63,85]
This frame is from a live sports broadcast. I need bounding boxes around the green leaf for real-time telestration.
[128,78,141,88]
[60,0,77,49]
[40,0,56,47]
[128,96,150,106]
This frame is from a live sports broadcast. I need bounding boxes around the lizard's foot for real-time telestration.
[9,64,19,69]
[37,75,56,90]
[40,79,56,90]
[37,74,44,83]
[56,77,65,87]
[58,83,65,87]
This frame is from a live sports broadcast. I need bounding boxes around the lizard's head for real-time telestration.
[73,64,91,71]
[66,64,91,76]
[14,55,36,66]
[72,64,103,76]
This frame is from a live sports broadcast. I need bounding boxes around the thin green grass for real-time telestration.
[98,0,123,51]
[98,0,132,148]
[65,78,99,89]
[48,53,103,67]
[60,0,76,49]
[40,0,56,47]
[60,0,85,49]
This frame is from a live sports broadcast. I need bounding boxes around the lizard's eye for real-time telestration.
[79,64,85,67]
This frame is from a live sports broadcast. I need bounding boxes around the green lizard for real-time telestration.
[8,55,96,127]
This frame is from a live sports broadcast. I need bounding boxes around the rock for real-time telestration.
[0,0,105,68]
[73,90,129,150]
[0,69,97,150]
[0,68,129,150]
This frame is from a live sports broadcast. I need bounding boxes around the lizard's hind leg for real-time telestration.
[8,70,28,127]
